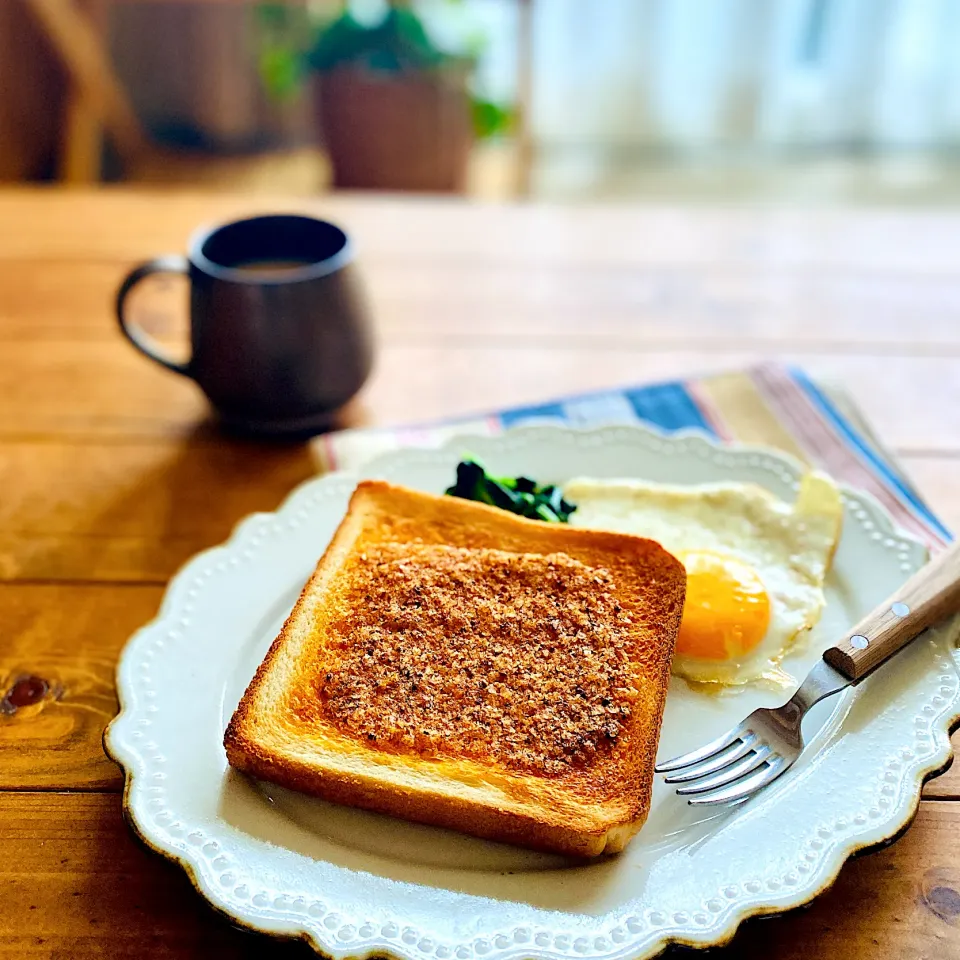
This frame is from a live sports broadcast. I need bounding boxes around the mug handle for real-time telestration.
[116,255,192,376]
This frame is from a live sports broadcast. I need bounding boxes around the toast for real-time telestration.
[224,480,685,857]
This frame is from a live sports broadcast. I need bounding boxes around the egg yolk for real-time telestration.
[675,550,771,662]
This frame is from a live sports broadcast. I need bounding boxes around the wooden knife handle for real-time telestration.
[824,540,960,681]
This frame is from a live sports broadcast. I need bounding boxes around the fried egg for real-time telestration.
[564,473,843,688]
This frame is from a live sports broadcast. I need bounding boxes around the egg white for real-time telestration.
[564,473,843,688]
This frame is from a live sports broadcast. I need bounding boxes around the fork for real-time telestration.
[656,540,960,805]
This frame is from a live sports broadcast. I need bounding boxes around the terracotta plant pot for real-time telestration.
[315,66,473,192]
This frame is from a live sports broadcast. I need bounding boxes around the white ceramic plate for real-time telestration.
[105,424,960,958]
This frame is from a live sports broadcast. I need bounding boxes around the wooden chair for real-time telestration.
[25,0,148,182]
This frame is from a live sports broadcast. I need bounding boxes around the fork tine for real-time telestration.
[654,724,745,774]
[674,746,772,795]
[686,756,790,806]
[662,736,758,784]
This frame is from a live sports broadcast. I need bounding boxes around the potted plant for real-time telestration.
[257,2,511,192]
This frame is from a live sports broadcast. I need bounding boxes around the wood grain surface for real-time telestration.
[1,189,958,959]
[2,794,959,958]
[0,584,161,790]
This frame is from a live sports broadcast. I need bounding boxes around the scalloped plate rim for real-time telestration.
[103,421,959,960]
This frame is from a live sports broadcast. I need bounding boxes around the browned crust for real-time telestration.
[224,480,685,858]
[226,740,624,857]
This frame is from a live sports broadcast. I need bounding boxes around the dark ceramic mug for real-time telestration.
[116,214,374,436]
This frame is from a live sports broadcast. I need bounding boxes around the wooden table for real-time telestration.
[2,189,959,958]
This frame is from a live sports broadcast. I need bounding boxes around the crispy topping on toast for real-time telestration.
[316,543,636,775]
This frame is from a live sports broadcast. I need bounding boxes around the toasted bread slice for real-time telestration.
[225,480,685,858]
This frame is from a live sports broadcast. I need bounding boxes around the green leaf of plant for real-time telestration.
[259,47,303,100]
[471,97,514,139]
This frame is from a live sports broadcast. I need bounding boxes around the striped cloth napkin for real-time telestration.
[314,363,949,552]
